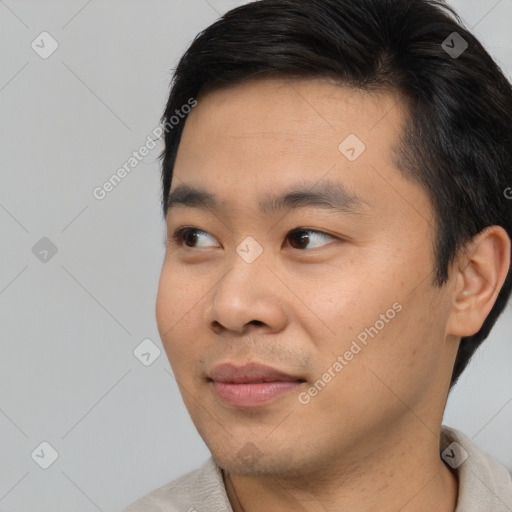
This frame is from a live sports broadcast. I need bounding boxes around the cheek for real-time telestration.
[155,270,177,338]
[302,262,430,385]
[348,288,448,403]
[303,271,393,345]
[155,265,205,369]
[156,263,202,330]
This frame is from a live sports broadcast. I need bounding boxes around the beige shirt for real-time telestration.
[122,425,512,511]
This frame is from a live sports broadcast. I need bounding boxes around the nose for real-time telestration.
[204,250,288,336]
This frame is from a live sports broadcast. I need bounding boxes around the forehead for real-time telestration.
[175,76,404,172]
[170,77,431,227]
[184,76,405,138]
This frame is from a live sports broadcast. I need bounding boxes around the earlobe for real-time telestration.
[446,226,511,338]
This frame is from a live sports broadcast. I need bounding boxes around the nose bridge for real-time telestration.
[217,234,268,304]
[234,234,265,266]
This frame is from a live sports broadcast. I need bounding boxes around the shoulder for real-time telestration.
[441,425,512,511]
[120,456,232,512]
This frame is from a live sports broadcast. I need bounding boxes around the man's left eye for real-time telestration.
[286,228,335,250]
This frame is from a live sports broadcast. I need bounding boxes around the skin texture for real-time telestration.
[155,77,510,511]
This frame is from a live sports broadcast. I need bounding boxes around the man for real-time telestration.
[123,0,512,510]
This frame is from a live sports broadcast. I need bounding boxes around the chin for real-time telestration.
[209,439,306,477]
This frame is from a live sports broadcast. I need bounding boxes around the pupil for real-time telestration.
[185,230,197,246]
[292,230,308,249]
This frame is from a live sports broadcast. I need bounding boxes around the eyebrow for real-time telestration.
[166,179,368,217]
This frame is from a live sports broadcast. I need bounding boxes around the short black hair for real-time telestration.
[159,0,512,388]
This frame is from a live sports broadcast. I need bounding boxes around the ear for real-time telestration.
[446,226,511,338]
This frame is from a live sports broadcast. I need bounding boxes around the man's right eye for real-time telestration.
[170,227,218,248]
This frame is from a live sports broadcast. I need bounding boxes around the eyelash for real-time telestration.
[169,226,336,251]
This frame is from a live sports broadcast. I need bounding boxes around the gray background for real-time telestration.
[0,0,511,511]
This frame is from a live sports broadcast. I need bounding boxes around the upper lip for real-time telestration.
[208,362,305,384]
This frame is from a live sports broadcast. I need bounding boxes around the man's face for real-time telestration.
[156,78,458,477]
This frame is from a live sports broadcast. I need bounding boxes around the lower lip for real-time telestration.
[211,380,304,407]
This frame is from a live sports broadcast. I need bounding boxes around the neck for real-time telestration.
[222,425,459,512]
